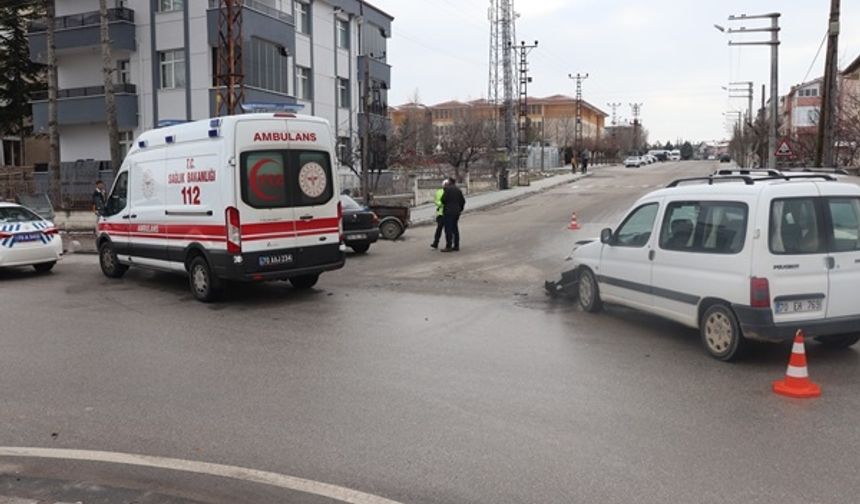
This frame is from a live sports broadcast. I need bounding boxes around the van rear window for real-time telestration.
[769,198,825,255]
[240,150,333,209]
[828,198,860,253]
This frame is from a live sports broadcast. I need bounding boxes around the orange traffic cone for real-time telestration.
[772,330,821,399]
[567,212,581,230]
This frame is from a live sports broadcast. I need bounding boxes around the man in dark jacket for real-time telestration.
[92,180,107,215]
[440,177,466,252]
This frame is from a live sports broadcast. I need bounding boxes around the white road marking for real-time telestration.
[0,447,403,504]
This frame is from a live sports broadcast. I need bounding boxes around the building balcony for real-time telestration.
[28,8,136,64]
[358,56,391,91]
[359,104,391,136]
[31,84,139,132]
[206,0,296,57]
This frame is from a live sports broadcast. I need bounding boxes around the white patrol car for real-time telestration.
[0,202,62,272]
[569,170,860,361]
[96,113,345,301]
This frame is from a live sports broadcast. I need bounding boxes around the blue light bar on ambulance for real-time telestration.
[138,140,147,148]
[165,135,175,144]
[208,129,219,138]
[240,102,305,113]
[157,119,188,128]
[209,118,222,128]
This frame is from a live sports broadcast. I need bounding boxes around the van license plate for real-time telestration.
[349,233,367,240]
[775,299,822,314]
[259,254,293,267]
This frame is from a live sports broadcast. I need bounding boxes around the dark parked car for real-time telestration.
[340,195,379,253]
[719,154,732,163]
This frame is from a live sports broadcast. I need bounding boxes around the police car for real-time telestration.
[0,202,62,272]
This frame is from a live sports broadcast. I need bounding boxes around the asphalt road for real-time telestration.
[2,161,860,504]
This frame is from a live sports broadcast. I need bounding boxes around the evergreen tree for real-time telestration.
[664,141,674,151]
[680,141,694,160]
[0,4,45,138]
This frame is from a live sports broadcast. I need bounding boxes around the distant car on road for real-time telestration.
[340,195,379,253]
[624,156,644,168]
[569,170,860,361]
[720,154,732,163]
[0,202,62,272]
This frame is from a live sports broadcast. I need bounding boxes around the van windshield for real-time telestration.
[240,150,334,209]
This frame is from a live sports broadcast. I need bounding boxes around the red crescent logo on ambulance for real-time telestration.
[249,158,280,202]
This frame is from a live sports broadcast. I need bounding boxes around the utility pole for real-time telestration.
[726,81,753,166]
[815,0,840,167]
[511,40,537,186]
[717,13,780,168]
[629,103,642,153]
[569,72,588,157]
[488,0,517,187]
[359,1,372,204]
[99,0,121,171]
[215,0,244,116]
[44,0,59,181]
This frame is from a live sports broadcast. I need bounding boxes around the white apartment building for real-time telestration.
[28,0,392,167]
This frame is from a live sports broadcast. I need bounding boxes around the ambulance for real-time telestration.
[96,113,345,301]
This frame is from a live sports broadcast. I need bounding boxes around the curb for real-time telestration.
[411,171,594,227]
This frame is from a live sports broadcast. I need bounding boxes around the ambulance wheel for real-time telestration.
[290,274,319,290]
[99,242,128,278]
[816,333,860,348]
[189,256,221,302]
[33,261,56,273]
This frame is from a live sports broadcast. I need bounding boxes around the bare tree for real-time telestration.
[437,109,491,181]
[100,0,120,170]
[835,85,860,167]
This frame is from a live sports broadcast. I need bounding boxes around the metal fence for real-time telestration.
[1,162,115,210]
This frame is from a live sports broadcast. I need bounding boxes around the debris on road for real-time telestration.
[544,267,579,300]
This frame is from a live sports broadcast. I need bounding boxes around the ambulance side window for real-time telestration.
[104,172,129,216]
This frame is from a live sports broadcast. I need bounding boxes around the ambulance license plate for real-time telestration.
[775,299,822,314]
[15,233,42,242]
[259,254,293,267]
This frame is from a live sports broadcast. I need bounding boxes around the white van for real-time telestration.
[569,171,860,360]
[96,113,345,301]
[668,150,681,161]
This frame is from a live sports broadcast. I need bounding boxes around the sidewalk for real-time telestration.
[411,170,595,226]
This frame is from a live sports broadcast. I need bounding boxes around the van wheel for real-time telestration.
[700,304,747,361]
[380,219,403,240]
[290,274,319,290]
[189,256,221,302]
[578,268,602,313]
[815,333,860,349]
[99,242,128,278]
[33,261,56,273]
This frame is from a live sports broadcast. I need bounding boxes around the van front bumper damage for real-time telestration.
[733,305,860,343]
[210,244,345,282]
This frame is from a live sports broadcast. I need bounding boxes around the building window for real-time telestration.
[296,66,311,100]
[337,19,350,49]
[338,78,349,108]
[294,1,310,34]
[249,37,288,94]
[117,60,130,84]
[119,131,134,159]
[159,49,185,89]
[158,0,183,12]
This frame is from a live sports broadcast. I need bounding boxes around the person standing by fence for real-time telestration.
[440,177,465,252]
[431,179,449,249]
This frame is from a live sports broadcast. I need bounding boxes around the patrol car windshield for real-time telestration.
[240,150,334,209]
[0,206,41,223]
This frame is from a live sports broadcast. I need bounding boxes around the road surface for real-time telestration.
[2,161,859,504]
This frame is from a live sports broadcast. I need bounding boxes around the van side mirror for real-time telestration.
[600,228,613,244]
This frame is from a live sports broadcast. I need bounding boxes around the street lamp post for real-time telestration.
[715,13,780,169]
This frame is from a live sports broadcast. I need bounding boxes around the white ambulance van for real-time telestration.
[96,113,345,301]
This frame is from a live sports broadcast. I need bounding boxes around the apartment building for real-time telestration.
[390,95,607,147]
[27,0,392,167]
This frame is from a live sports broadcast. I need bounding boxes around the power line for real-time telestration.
[802,31,828,84]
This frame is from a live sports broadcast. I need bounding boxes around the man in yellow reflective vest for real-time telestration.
[430,178,449,249]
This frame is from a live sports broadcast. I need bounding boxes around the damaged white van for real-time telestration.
[569,171,860,360]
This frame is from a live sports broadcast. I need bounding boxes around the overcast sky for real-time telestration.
[370,0,860,144]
